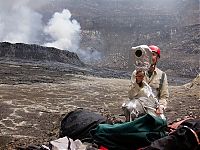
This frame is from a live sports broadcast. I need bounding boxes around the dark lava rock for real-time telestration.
[0,42,84,66]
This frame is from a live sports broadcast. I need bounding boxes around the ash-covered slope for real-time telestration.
[0,42,84,66]
[0,42,131,85]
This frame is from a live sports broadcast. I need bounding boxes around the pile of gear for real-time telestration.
[20,108,199,150]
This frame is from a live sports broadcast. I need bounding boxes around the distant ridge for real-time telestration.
[0,42,84,66]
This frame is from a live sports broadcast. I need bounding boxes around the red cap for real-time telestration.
[149,45,161,58]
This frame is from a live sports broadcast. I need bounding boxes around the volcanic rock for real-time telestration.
[0,42,84,66]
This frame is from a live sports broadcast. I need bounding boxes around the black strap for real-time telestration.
[67,136,71,150]
[158,72,165,99]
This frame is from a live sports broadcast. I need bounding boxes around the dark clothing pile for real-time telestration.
[140,119,200,150]
[18,109,200,150]
[90,114,167,150]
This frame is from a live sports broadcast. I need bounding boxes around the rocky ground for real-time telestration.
[0,61,199,150]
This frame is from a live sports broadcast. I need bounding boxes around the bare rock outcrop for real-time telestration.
[167,74,200,122]
[0,42,84,66]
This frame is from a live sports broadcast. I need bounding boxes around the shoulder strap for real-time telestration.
[158,72,165,99]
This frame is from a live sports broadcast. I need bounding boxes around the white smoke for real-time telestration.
[0,0,43,43]
[77,48,102,62]
[43,9,81,52]
[0,0,102,61]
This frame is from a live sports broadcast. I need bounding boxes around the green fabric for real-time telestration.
[90,114,167,150]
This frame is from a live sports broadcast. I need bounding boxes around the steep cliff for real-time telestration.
[0,42,84,66]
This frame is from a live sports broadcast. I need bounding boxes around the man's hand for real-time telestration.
[155,105,164,115]
[136,70,145,84]
[148,64,155,74]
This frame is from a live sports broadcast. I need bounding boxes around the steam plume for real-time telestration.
[0,0,102,61]
[0,0,43,43]
[44,9,81,52]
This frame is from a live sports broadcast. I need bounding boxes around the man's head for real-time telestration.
[149,45,161,58]
[147,45,161,73]
[149,45,160,65]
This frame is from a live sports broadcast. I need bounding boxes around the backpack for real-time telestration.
[141,118,200,150]
[59,108,107,142]
[90,114,167,150]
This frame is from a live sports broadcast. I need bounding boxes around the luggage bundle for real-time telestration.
[59,109,200,150]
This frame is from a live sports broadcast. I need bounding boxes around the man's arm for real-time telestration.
[128,70,144,99]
